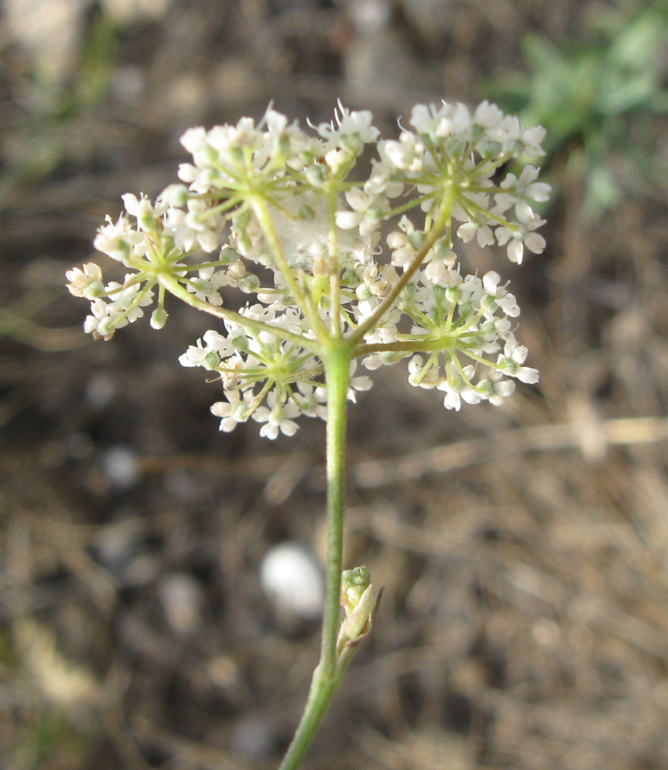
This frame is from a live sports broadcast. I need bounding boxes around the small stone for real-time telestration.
[102,446,139,489]
[260,542,325,621]
[158,573,204,635]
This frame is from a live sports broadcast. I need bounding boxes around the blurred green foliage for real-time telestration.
[8,709,94,770]
[488,3,668,219]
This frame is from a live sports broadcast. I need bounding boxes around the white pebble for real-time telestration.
[260,542,324,621]
[102,446,139,489]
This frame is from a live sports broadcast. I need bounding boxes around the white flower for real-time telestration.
[180,126,208,155]
[347,361,373,402]
[80,275,153,339]
[211,399,241,433]
[294,382,327,419]
[159,184,189,207]
[211,390,254,432]
[94,215,143,263]
[495,201,547,264]
[473,100,504,130]
[498,339,540,384]
[364,161,404,197]
[478,374,516,405]
[481,271,520,318]
[121,192,165,230]
[495,165,551,212]
[177,162,199,185]
[487,114,521,147]
[185,267,230,306]
[521,125,547,158]
[387,215,421,269]
[179,330,233,369]
[84,298,114,338]
[379,132,424,171]
[409,101,471,138]
[424,259,451,285]
[335,188,384,235]
[261,109,320,168]
[164,199,220,253]
[408,355,440,389]
[316,101,379,147]
[252,392,301,439]
[66,263,104,299]
[435,365,481,411]
[104,279,154,322]
[457,218,495,248]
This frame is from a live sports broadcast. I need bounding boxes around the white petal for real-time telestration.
[508,240,524,264]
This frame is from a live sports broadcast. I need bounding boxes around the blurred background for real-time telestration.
[2,0,668,768]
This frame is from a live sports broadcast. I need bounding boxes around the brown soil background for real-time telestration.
[2,1,668,769]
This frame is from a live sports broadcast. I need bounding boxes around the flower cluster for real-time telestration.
[179,304,373,438]
[68,100,549,435]
[181,325,323,440]
[376,101,551,264]
[359,267,539,411]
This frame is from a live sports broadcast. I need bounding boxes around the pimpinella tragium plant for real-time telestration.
[67,100,550,769]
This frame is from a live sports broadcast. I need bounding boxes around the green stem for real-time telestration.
[321,344,350,675]
[251,198,330,346]
[348,190,456,346]
[276,665,344,770]
[326,185,342,338]
[277,341,352,770]
[156,272,319,352]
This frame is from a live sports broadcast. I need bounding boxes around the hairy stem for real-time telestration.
[251,198,330,346]
[348,190,457,346]
[277,341,352,770]
[156,272,320,352]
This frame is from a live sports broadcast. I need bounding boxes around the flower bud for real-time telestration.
[337,566,378,656]
[304,164,325,187]
[219,246,242,265]
[160,184,190,207]
[150,306,168,330]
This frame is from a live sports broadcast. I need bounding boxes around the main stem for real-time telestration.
[277,342,352,770]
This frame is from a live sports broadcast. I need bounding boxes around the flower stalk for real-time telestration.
[277,344,353,770]
[321,343,352,675]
